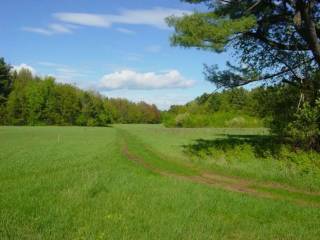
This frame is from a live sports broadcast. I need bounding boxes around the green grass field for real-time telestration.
[1,125,320,239]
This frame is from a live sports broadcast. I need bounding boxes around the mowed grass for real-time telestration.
[1,126,320,239]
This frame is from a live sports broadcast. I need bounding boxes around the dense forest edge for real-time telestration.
[163,88,266,128]
[0,58,161,126]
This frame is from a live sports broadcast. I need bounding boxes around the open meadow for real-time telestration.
[1,125,320,239]
[2,0,320,239]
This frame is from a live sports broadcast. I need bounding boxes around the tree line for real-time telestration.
[163,87,263,128]
[0,58,161,126]
[163,83,320,151]
[167,0,320,151]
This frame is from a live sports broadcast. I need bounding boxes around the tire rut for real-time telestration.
[122,142,320,208]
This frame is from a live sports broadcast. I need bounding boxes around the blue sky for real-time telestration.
[0,0,230,109]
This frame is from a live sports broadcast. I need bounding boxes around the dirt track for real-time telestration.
[122,143,320,207]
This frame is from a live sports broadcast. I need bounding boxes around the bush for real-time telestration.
[174,113,191,127]
[287,100,320,150]
[225,117,246,128]
[255,80,320,151]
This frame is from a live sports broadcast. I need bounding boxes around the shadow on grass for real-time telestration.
[183,134,283,159]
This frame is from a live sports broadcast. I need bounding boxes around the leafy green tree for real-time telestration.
[0,58,12,123]
[203,93,221,112]
[41,77,59,125]
[167,0,320,92]
[6,69,34,125]
[1,63,161,126]
[167,0,320,149]
[55,84,81,125]
[77,91,113,126]
[0,58,12,104]
[137,102,161,123]
[288,99,320,150]
[225,88,250,111]
[24,78,45,125]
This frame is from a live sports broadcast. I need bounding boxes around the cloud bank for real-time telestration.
[13,64,36,75]
[54,8,190,29]
[22,24,74,35]
[99,69,194,90]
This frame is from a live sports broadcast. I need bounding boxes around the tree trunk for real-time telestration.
[297,0,320,67]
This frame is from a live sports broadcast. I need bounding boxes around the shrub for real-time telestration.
[225,117,246,128]
[287,100,320,150]
[174,113,190,127]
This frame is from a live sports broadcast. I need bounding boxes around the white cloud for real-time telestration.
[12,63,84,84]
[53,13,111,27]
[53,7,190,30]
[48,24,72,33]
[13,64,36,75]
[99,69,194,90]
[23,8,190,36]
[116,27,135,34]
[22,23,73,35]
[22,27,52,35]
[105,8,189,29]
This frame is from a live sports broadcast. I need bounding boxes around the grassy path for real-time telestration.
[119,127,320,207]
[117,124,320,192]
